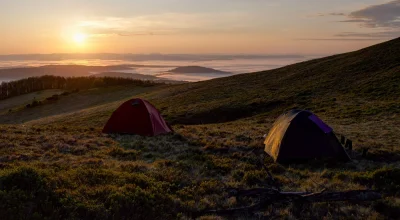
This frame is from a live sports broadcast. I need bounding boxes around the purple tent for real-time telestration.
[264,110,350,163]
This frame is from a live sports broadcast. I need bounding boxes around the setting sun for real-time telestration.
[73,33,87,44]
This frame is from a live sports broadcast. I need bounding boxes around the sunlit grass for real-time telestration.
[0,38,399,219]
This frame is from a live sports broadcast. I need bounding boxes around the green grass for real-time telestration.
[0,38,399,219]
[0,89,65,114]
[0,85,166,124]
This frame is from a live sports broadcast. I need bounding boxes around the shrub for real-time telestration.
[105,184,179,219]
[46,94,59,101]
[373,198,400,219]
[353,167,400,192]
[268,164,286,174]
[108,147,140,161]
[120,162,148,173]
[242,170,266,186]
[0,167,66,219]
[232,170,245,181]
[31,100,41,107]
[60,91,70,96]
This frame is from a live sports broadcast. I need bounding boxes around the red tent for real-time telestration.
[102,98,173,136]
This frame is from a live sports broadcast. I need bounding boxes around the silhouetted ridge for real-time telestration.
[167,66,231,74]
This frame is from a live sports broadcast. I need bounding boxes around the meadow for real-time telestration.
[0,38,399,219]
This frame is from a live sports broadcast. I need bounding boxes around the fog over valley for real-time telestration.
[0,54,317,82]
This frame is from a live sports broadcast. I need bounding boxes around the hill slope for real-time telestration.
[0,38,399,219]
[4,38,399,127]
[151,37,399,124]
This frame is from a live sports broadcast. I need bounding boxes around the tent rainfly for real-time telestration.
[264,110,350,163]
[103,98,173,136]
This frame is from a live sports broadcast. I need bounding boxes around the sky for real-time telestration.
[0,0,399,55]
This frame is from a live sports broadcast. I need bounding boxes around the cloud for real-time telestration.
[339,19,369,23]
[76,17,160,37]
[295,38,383,41]
[342,0,400,28]
[307,12,346,18]
[329,13,346,16]
[296,30,399,42]
[76,12,258,38]
[305,1,400,42]
[335,31,400,38]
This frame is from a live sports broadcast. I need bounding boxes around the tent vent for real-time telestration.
[132,100,141,106]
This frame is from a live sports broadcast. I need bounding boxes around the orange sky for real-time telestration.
[0,0,398,55]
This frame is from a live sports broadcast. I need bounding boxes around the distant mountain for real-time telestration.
[166,66,231,74]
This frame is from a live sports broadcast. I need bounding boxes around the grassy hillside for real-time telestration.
[0,38,399,219]
[0,85,166,124]
[0,89,64,114]
[152,37,399,124]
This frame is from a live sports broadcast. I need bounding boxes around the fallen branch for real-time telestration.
[301,190,381,202]
[226,187,311,198]
[199,189,381,216]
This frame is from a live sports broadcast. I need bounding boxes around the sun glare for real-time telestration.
[73,33,87,44]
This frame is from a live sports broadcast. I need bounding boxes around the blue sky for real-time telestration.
[0,0,398,54]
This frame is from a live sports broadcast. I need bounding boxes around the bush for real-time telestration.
[242,170,266,186]
[373,198,400,219]
[0,167,66,219]
[108,147,140,161]
[26,99,42,108]
[31,100,41,107]
[45,94,59,101]
[60,91,70,96]
[268,164,286,174]
[353,167,400,192]
[105,184,178,219]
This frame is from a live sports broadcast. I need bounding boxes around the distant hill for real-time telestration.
[0,64,174,81]
[90,72,160,80]
[166,66,231,74]
[0,65,132,80]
